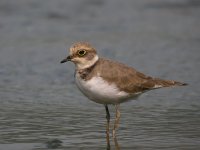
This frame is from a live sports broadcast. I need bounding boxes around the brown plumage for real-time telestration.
[78,57,187,94]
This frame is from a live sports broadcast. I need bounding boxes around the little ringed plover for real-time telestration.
[60,42,187,138]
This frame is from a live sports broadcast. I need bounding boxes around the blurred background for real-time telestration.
[0,0,200,150]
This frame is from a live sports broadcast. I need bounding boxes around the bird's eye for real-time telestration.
[78,50,86,56]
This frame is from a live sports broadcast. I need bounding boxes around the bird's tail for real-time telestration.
[152,78,188,88]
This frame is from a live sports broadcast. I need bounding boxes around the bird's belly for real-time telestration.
[75,75,132,104]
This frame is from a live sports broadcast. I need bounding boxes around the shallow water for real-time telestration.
[0,0,200,149]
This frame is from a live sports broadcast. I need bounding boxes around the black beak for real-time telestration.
[60,55,71,63]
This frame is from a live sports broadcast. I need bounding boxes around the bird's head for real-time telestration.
[60,42,99,69]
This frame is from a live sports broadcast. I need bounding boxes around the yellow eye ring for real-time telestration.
[78,50,86,56]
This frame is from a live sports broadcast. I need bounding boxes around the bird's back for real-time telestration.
[86,58,187,94]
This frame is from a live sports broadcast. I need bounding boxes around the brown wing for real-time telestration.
[96,58,186,94]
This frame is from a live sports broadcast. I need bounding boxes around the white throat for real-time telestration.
[76,55,99,70]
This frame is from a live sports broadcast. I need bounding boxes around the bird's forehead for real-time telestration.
[69,45,86,53]
[69,42,96,54]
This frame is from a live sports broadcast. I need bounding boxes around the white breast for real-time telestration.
[75,74,131,104]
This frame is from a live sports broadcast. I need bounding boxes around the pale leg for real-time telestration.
[104,105,110,149]
[113,104,120,138]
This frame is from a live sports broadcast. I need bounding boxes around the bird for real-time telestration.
[60,42,187,138]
